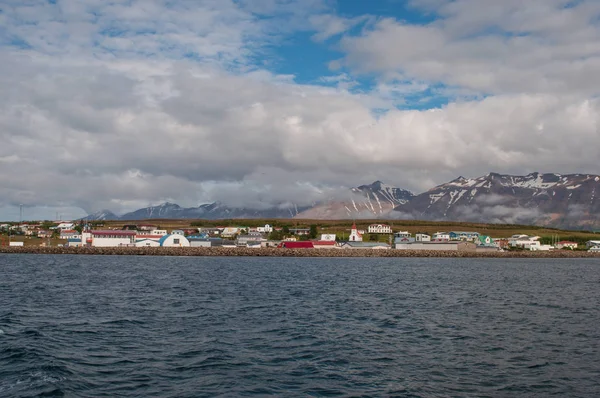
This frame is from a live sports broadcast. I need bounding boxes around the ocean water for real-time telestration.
[1,255,599,397]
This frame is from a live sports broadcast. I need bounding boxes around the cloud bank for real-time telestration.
[1,0,599,219]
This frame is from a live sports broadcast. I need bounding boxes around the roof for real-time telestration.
[557,241,578,244]
[344,242,390,248]
[91,230,136,236]
[369,224,390,227]
[313,241,336,246]
[280,241,314,248]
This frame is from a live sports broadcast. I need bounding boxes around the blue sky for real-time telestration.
[1,0,600,220]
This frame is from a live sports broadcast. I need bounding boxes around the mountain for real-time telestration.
[117,202,310,220]
[394,172,600,229]
[82,210,120,221]
[295,181,414,219]
[81,174,600,229]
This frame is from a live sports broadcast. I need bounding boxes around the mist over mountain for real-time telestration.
[83,173,600,230]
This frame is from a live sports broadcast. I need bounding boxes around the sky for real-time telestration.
[1,0,600,220]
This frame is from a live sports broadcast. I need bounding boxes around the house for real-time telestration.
[312,241,337,249]
[279,241,314,249]
[158,234,190,247]
[510,235,541,249]
[368,224,393,234]
[56,222,75,230]
[395,237,415,244]
[289,228,310,236]
[585,240,600,249]
[135,238,161,247]
[221,227,239,238]
[555,241,578,250]
[236,235,265,247]
[137,224,158,231]
[320,234,336,242]
[256,224,273,233]
[340,242,390,250]
[449,231,480,241]
[476,235,494,246]
[135,229,168,236]
[348,223,363,242]
[394,231,411,239]
[395,241,477,252]
[37,230,52,239]
[60,229,81,240]
[432,232,450,241]
[84,230,136,247]
[171,230,185,236]
[415,233,431,242]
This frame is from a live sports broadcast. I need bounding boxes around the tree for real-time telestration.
[309,224,318,239]
[282,225,290,235]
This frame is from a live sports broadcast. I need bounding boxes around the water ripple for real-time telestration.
[1,254,600,396]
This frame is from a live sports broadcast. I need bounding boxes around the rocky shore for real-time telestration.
[1,246,600,258]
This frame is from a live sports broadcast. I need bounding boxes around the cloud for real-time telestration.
[339,0,600,96]
[1,1,600,220]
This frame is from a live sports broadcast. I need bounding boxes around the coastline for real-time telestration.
[1,246,600,258]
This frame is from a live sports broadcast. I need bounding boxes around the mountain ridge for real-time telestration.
[82,172,600,230]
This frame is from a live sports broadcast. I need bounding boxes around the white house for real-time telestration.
[415,233,431,242]
[368,224,393,234]
[320,234,337,242]
[394,231,411,239]
[348,223,363,242]
[256,224,273,233]
[135,238,161,247]
[432,232,450,241]
[221,227,239,238]
[56,222,74,230]
[171,230,185,236]
[159,234,190,247]
[586,240,600,249]
[85,230,136,247]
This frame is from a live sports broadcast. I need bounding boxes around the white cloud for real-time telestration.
[1,0,600,220]
[340,0,600,96]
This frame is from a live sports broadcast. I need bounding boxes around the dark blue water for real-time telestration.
[1,255,600,397]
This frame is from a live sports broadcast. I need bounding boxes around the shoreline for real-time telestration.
[1,246,600,258]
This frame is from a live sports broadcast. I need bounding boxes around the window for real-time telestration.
[174,238,180,244]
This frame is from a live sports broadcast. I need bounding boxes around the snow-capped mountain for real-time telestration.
[295,181,414,219]
[394,172,600,229]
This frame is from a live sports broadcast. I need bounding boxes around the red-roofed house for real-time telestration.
[555,241,578,250]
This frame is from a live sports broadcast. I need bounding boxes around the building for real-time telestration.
[256,224,273,233]
[221,227,239,238]
[415,233,431,242]
[60,229,81,240]
[395,241,477,251]
[348,223,363,242]
[137,224,158,231]
[289,228,310,236]
[312,241,337,249]
[56,222,74,230]
[158,234,190,247]
[394,231,411,239]
[189,239,213,248]
[432,232,450,241]
[476,235,494,245]
[586,240,600,249]
[85,230,136,247]
[135,239,161,247]
[340,242,390,250]
[555,241,578,250]
[368,224,393,234]
[320,234,336,242]
[510,235,542,249]
[279,241,314,249]
[171,230,185,236]
[449,231,480,241]
[37,230,52,239]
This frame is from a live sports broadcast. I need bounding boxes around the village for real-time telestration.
[2,221,600,253]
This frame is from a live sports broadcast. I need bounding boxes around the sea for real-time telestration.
[1,254,599,397]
